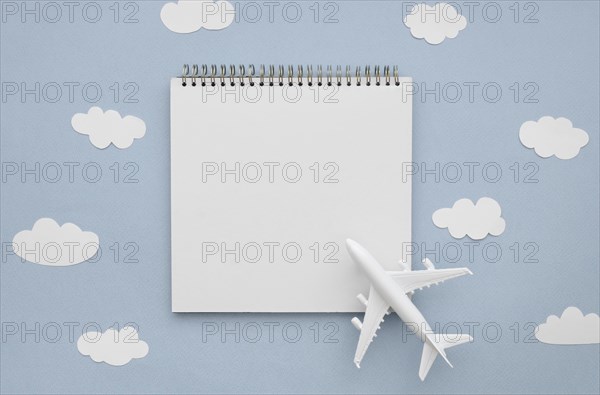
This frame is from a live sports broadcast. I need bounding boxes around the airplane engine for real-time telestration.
[422,258,435,270]
[356,293,368,306]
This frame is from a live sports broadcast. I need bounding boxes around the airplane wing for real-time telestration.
[354,285,390,368]
[388,268,472,294]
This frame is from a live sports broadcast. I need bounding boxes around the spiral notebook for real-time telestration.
[171,65,412,312]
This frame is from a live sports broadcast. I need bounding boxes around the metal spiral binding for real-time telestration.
[180,64,401,87]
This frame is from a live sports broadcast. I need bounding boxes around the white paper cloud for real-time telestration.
[12,218,99,266]
[71,106,146,149]
[404,3,467,44]
[78,326,149,366]
[535,307,600,345]
[519,116,589,160]
[432,197,506,240]
[161,0,235,33]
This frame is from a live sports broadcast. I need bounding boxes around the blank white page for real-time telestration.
[171,78,412,312]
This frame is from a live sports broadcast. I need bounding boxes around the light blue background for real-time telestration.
[1,1,598,393]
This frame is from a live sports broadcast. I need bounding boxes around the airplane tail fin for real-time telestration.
[419,333,472,381]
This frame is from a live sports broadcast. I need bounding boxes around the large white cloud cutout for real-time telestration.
[432,197,506,240]
[12,218,99,266]
[404,3,467,45]
[161,0,235,33]
[77,326,149,366]
[535,307,600,345]
[71,106,146,149]
[519,116,589,160]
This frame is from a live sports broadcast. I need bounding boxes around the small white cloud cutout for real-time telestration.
[12,218,99,266]
[404,3,467,44]
[535,307,600,345]
[78,326,149,366]
[161,0,235,33]
[71,106,146,149]
[519,116,589,160]
[432,197,506,240]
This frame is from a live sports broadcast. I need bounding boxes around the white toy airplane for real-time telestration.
[346,239,473,381]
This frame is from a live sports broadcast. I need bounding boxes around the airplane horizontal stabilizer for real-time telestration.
[419,333,472,381]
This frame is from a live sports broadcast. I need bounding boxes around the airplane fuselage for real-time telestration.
[349,240,432,343]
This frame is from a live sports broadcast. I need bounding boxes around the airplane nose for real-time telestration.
[346,239,358,250]
[346,239,358,260]
[346,239,365,264]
